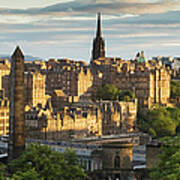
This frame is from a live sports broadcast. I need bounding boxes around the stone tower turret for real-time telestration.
[92,13,105,60]
[8,46,25,160]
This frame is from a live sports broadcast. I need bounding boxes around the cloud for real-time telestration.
[162,42,180,46]
[109,32,172,38]
[0,0,179,17]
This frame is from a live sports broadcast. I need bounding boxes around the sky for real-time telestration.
[1,0,180,62]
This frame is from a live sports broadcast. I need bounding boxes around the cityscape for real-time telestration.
[0,1,180,180]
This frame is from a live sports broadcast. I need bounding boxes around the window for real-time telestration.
[114,155,120,168]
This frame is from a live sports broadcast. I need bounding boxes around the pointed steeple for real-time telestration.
[91,13,105,60]
[12,46,24,59]
[96,12,102,37]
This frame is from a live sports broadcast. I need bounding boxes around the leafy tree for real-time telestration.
[118,90,135,101]
[97,84,118,100]
[12,169,41,180]
[96,84,135,102]
[137,106,177,137]
[149,107,176,137]
[0,163,6,180]
[171,80,180,98]
[167,107,180,126]
[9,143,87,180]
[151,136,180,180]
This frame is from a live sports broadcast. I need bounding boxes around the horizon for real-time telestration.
[1,0,180,62]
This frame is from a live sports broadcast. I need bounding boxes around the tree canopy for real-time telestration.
[137,105,180,138]
[1,143,87,180]
[171,80,180,98]
[96,84,135,101]
[150,136,180,180]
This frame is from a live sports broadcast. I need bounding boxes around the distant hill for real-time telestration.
[0,55,43,61]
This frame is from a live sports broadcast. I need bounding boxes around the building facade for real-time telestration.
[24,71,46,107]
[0,98,9,136]
[91,58,170,109]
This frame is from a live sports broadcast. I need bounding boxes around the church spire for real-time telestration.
[96,12,102,37]
[91,13,105,60]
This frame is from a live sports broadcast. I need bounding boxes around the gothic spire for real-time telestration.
[12,46,24,59]
[92,12,105,60]
[96,12,102,37]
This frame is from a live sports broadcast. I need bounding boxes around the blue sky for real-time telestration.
[0,0,180,62]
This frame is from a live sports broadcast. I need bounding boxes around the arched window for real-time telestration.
[114,155,120,168]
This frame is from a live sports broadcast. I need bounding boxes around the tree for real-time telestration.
[9,143,87,180]
[97,84,118,100]
[149,107,176,137]
[118,90,135,101]
[12,169,41,180]
[0,163,6,180]
[171,80,180,98]
[151,136,180,180]
[96,84,135,102]
[137,106,177,138]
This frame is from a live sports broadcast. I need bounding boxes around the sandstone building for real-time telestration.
[0,59,11,98]
[56,100,137,139]
[25,100,137,141]
[44,59,93,99]
[0,98,9,136]
[24,71,46,108]
[91,57,170,109]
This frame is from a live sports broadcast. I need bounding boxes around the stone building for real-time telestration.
[45,59,93,99]
[0,59,11,98]
[25,103,61,141]
[0,98,9,136]
[25,100,137,141]
[57,100,137,139]
[91,56,170,109]
[24,60,46,72]
[24,71,46,108]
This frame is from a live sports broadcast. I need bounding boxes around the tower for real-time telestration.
[92,13,105,60]
[8,46,25,160]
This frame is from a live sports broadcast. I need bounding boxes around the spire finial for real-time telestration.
[96,12,102,37]
[12,46,24,58]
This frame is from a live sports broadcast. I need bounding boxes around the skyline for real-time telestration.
[1,0,180,62]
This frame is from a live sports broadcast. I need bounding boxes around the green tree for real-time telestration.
[149,107,176,137]
[118,90,135,101]
[167,107,180,126]
[12,169,41,180]
[171,80,180,98]
[97,84,135,102]
[97,84,118,100]
[137,106,177,137]
[9,143,87,180]
[0,163,6,180]
[151,136,180,180]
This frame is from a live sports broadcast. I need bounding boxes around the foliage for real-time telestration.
[9,143,87,180]
[12,169,41,180]
[137,105,179,138]
[0,163,6,180]
[97,84,135,101]
[97,84,118,100]
[171,80,180,98]
[150,136,180,180]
